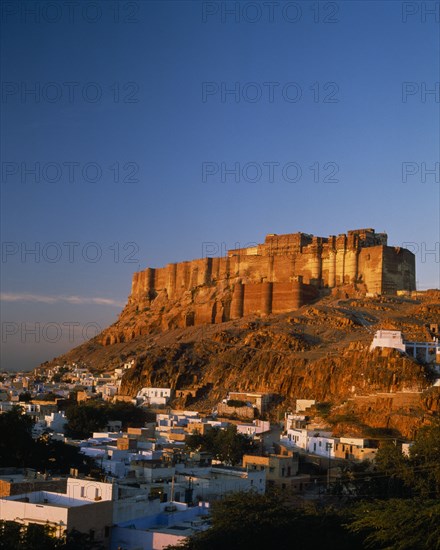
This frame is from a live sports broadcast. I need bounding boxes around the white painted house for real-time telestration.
[370,330,440,363]
[137,388,172,406]
[0,478,114,542]
[285,428,337,458]
[370,330,406,353]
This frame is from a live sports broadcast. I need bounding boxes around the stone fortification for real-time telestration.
[132,228,413,307]
[101,228,415,344]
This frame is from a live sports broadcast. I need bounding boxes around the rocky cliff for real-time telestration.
[41,290,440,438]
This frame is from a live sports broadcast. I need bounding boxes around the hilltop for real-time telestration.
[39,290,440,438]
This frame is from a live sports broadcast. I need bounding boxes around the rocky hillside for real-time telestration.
[40,290,440,438]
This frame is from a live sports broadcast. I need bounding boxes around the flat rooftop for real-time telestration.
[151,520,210,536]
[7,491,93,508]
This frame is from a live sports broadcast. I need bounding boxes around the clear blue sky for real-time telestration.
[1,0,439,371]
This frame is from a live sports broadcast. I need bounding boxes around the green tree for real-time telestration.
[0,520,22,550]
[33,437,91,475]
[0,406,92,474]
[18,391,32,402]
[105,401,153,429]
[0,522,104,550]
[186,425,252,465]
[214,425,253,465]
[0,521,57,550]
[60,529,105,549]
[65,401,152,439]
[348,499,440,550]
[166,492,361,550]
[367,442,410,498]
[0,407,34,467]
[64,403,108,439]
[405,420,440,498]
[371,421,440,499]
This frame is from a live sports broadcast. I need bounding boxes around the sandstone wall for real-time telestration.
[131,229,415,303]
[106,229,415,344]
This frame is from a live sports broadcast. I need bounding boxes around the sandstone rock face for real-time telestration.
[44,290,440,438]
[332,388,440,439]
[101,228,415,346]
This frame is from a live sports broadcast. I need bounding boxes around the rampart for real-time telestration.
[131,228,414,299]
[106,229,415,339]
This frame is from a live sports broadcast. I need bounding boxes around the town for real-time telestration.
[0,324,438,549]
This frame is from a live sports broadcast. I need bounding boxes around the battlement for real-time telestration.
[230,229,388,258]
[126,229,415,332]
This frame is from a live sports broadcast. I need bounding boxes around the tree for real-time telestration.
[105,401,154,429]
[18,392,32,402]
[64,403,108,439]
[186,425,252,465]
[214,425,253,465]
[166,492,361,550]
[0,522,104,550]
[0,406,91,474]
[366,442,410,498]
[0,407,34,467]
[371,421,440,499]
[405,420,440,498]
[33,437,91,475]
[0,521,57,550]
[60,529,105,549]
[348,499,440,550]
[64,401,153,439]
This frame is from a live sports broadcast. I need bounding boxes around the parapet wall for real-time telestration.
[131,228,414,301]
[109,228,416,339]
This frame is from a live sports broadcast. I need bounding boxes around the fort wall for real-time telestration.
[128,229,415,329]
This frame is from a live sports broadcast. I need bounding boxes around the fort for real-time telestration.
[125,228,416,332]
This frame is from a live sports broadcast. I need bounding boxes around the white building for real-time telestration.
[137,388,172,406]
[307,433,338,458]
[370,330,406,353]
[101,384,119,401]
[370,330,440,363]
[174,464,265,501]
[44,411,67,433]
[236,420,270,436]
[0,478,114,542]
[284,428,337,458]
[110,501,210,550]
